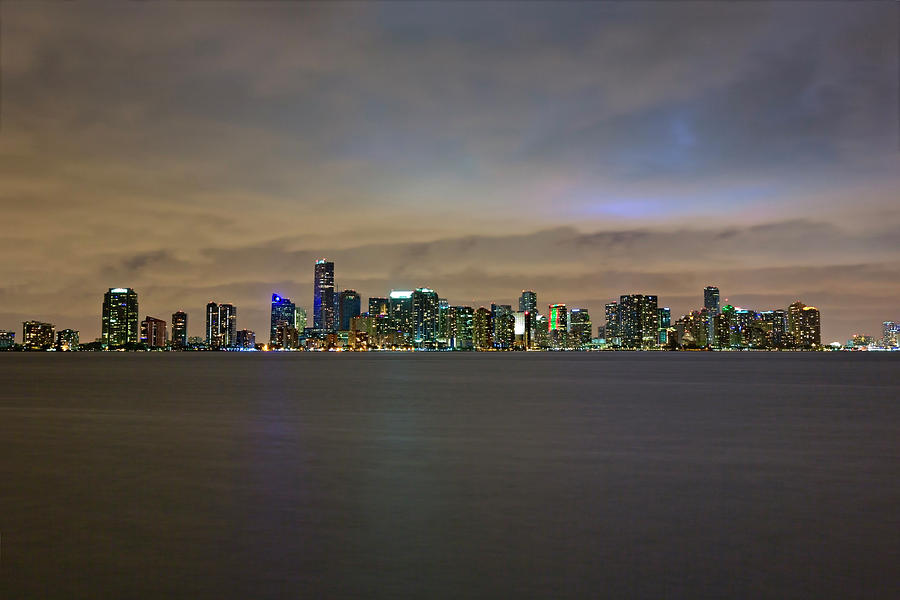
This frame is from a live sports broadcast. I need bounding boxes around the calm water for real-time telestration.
[1,352,898,598]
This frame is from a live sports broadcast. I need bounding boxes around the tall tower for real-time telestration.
[219,303,237,347]
[102,287,139,349]
[205,301,220,348]
[270,294,296,345]
[412,288,439,346]
[519,290,537,313]
[704,286,720,315]
[171,311,188,348]
[313,259,335,331]
[338,290,361,331]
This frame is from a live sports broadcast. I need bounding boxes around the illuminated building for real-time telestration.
[23,321,54,350]
[236,329,255,348]
[206,302,220,348]
[474,307,492,350]
[760,310,787,348]
[704,286,720,314]
[313,259,336,331]
[569,308,592,347]
[389,290,414,340]
[140,316,167,348]
[618,295,643,349]
[368,297,390,316]
[102,287,139,349]
[658,307,671,346]
[449,306,474,349]
[437,298,450,344]
[0,330,14,349]
[882,321,898,347]
[270,294,296,345]
[492,304,514,349]
[56,329,79,351]
[733,308,757,348]
[548,304,567,348]
[519,290,537,313]
[532,313,549,349]
[171,311,188,348]
[275,322,299,349]
[295,307,307,331]
[788,301,821,349]
[849,334,874,348]
[514,311,532,350]
[605,302,620,347]
[350,315,377,350]
[641,295,659,348]
[675,310,709,348]
[412,288,439,347]
[219,303,237,347]
[338,290,361,331]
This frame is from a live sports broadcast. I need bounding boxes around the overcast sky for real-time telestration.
[1,1,898,342]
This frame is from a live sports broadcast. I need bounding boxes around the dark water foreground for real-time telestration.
[1,352,898,598]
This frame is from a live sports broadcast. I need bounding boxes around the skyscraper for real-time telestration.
[389,290,414,340]
[548,304,567,348]
[641,295,659,348]
[450,306,474,350]
[219,303,237,347]
[704,286,720,314]
[605,302,620,347]
[569,308,592,347]
[295,307,307,331]
[313,259,336,331]
[270,294,296,345]
[206,302,220,348]
[412,288,439,346]
[492,304,514,349]
[338,290,361,331]
[788,301,821,349]
[171,311,188,348]
[102,287,139,349]
[437,298,451,343]
[658,307,671,346]
[519,290,537,313]
[140,316,167,348]
[474,307,492,350]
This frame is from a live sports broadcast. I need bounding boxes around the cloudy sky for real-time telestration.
[1,1,897,342]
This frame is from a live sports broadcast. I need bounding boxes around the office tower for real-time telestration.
[641,295,659,348]
[313,259,336,331]
[514,311,532,350]
[102,287,139,349]
[676,310,709,348]
[56,329,79,351]
[658,307,671,346]
[274,322,299,350]
[389,290,414,340]
[206,302,220,348]
[412,288,439,347]
[140,317,167,348]
[788,301,821,349]
[338,290,361,332]
[605,302,620,347]
[618,295,644,349]
[760,310,787,348]
[171,311,188,348]
[295,307,307,331]
[350,315,377,350]
[0,330,15,349]
[532,313,549,349]
[548,304,568,348]
[492,304,514,349]
[519,290,537,314]
[474,307,492,350]
[270,294,296,345]
[218,303,237,347]
[437,298,451,343]
[236,329,255,349]
[23,321,55,350]
[369,297,390,317]
[704,286,720,314]
[715,304,737,348]
[450,306,474,349]
[883,321,898,347]
[569,308,592,347]
[732,308,756,348]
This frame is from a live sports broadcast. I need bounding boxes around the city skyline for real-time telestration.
[1,2,898,343]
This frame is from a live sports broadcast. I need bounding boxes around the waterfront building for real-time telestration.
[519,290,537,314]
[412,288,439,347]
[676,310,709,348]
[618,295,643,349]
[389,290,414,340]
[187,336,205,349]
[548,304,568,348]
[882,321,898,347]
[641,295,659,348]
[102,287,139,349]
[313,259,336,331]
[760,310,787,348]
[474,307,492,350]
[569,308,592,348]
[171,311,188,348]
[206,302,220,348]
[338,290,361,331]
[704,286,720,314]
[23,321,55,350]
[492,304,514,349]
[437,298,451,344]
[0,330,15,349]
[140,316,167,348]
[532,313,549,349]
[219,303,237,347]
[788,301,821,349]
[514,311,532,350]
[274,322,299,350]
[658,307,671,346]
[56,329,79,351]
[270,294,296,345]
[605,302,620,347]
[236,329,255,349]
[449,306,474,350]
[295,307,307,331]
[350,316,377,350]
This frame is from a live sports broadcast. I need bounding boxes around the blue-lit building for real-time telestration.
[339,290,361,331]
[270,293,296,346]
[0,330,15,349]
[313,259,335,331]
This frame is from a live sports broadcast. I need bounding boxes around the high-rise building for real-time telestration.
[658,307,671,346]
[641,295,659,348]
[437,298,451,343]
[171,311,188,349]
[368,297,390,317]
[519,290,537,314]
[548,304,567,348]
[450,306,474,350]
[56,329,79,351]
[760,310,787,348]
[788,301,821,349]
[313,259,336,331]
[569,308,592,347]
[0,330,15,349]
[882,321,898,347]
[514,311,532,350]
[295,307,307,331]
[619,295,643,349]
[412,288,439,346]
[236,329,256,349]
[23,321,54,350]
[270,294,296,345]
[389,290,414,340]
[140,316,167,348]
[338,290,361,332]
[219,303,237,347]
[474,307,492,350]
[102,287,139,349]
[206,301,220,348]
[704,286,720,315]
[492,304,514,349]
[605,302,620,347]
